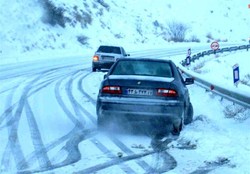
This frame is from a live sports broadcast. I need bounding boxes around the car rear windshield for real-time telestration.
[111,60,173,78]
[97,46,121,54]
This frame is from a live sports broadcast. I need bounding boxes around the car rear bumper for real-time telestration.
[97,97,184,124]
[92,61,115,69]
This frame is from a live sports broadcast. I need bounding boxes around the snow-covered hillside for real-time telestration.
[1,0,250,63]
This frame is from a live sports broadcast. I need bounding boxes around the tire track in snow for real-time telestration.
[19,68,95,173]
[0,84,27,173]
[0,75,58,173]
[9,67,96,173]
[109,136,154,172]
[0,63,82,80]
[89,138,136,174]
[66,70,96,126]
[0,67,79,172]
[1,74,44,171]
[77,72,97,105]
[54,71,85,129]
[25,68,97,171]
[75,146,159,174]
[23,101,52,169]
[23,128,96,173]
[0,67,77,129]
[0,80,25,94]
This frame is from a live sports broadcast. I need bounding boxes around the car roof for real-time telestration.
[117,57,173,63]
[98,45,122,48]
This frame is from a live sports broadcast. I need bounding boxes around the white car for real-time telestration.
[92,45,130,72]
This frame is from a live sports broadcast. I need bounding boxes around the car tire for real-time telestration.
[184,103,193,125]
[92,67,97,72]
[171,120,183,136]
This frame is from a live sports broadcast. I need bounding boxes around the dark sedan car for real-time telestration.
[96,58,194,135]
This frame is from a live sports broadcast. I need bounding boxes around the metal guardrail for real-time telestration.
[179,44,250,109]
[181,44,250,66]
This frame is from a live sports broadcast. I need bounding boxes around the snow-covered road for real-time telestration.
[0,46,249,174]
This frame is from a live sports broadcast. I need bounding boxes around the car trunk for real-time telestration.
[105,75,178,99]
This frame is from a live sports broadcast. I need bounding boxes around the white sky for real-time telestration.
[0,0,250,173]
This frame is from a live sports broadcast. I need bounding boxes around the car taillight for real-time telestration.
[157,88,178,97]
[102,86,122,94]
[93,55,99,62]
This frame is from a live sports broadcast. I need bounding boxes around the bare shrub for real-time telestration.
[114,33,124,39]
[41,0,68,28]
[73,10,92,28]
[192,61,205,73]
[224,104,249,121]
[40,0,93,29]
[206,32,213,40]
[153,20,160,27]
[77,35,89,45]
[96,0,110,11]
[96,8,104,16]
[241,74,250,87]
[136,22,143,36]
[190,35,200,42]
[167,21,188,42]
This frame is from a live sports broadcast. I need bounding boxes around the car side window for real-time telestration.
[113,47,121,54]
[121,48,126,56]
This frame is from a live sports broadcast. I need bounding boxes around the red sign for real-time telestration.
[210,41,220,50]
[248,4,250,8]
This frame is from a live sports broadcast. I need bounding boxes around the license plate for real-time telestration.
[126,88,153,96]
[102,56,114,61]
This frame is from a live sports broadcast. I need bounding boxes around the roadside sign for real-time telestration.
[186,56,191,66]
[248,4,250,8]
[187,48,191,56]
[233,64,240,86]
[210,41,219,50]
[186,48,191,66]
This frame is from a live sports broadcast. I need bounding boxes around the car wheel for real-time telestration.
[184,103,193,125]
[92,67,97,72]
[171,119,183,136]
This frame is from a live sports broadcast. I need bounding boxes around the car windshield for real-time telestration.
[111,60,173,78]
[97,46,121,54]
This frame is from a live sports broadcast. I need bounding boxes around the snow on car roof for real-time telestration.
[108,75,174,82]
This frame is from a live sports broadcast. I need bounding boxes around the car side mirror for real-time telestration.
[103,74,108,79]
[185,78,194,85]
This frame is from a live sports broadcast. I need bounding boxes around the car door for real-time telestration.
[177,69,190,106]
